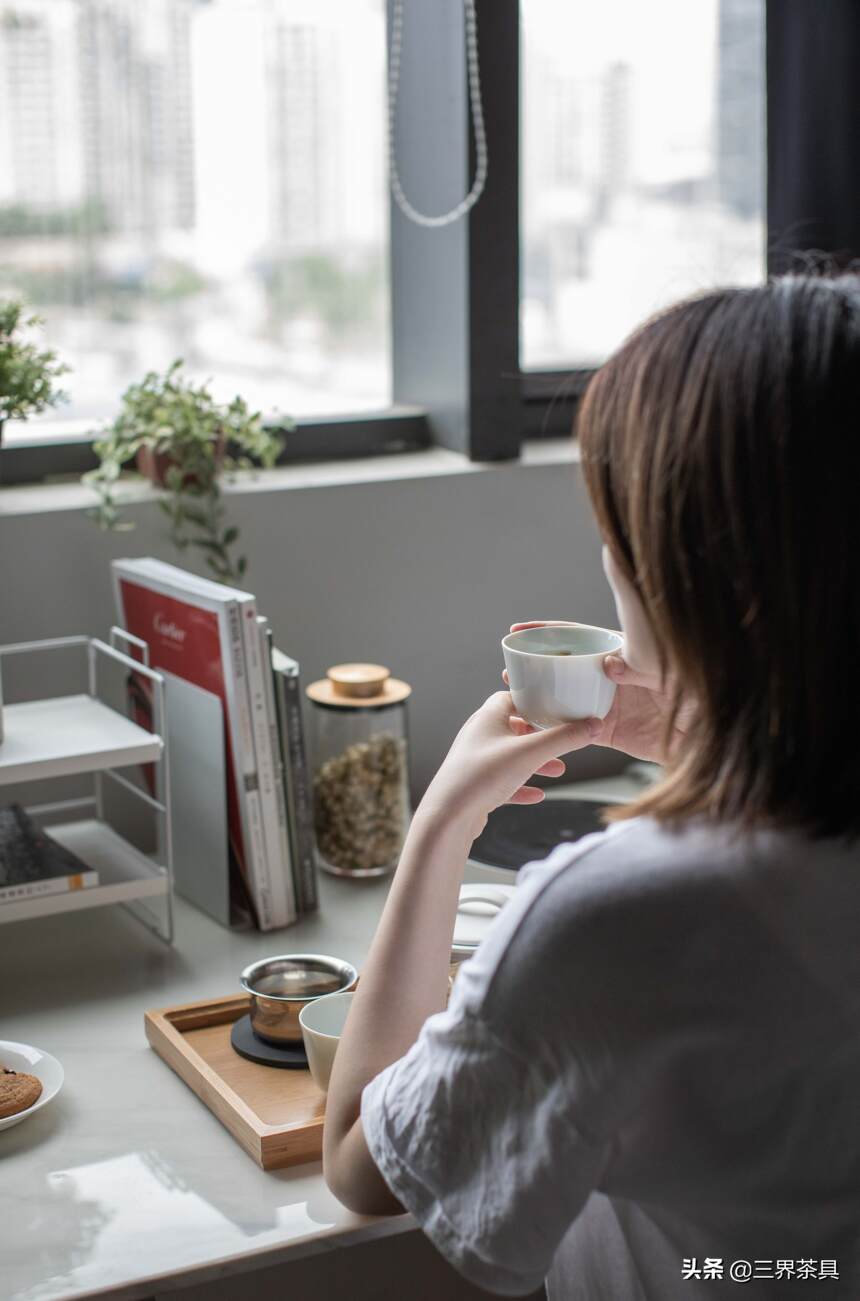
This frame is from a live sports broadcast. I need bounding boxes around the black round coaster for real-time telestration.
[470,799,606,871]
[230,1015,308,1069]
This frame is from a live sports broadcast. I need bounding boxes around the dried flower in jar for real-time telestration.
[313,732,407,873]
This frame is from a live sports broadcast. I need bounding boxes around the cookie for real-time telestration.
[0,1067,42,1118]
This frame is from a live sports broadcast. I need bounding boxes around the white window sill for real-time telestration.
[0,439,579,519]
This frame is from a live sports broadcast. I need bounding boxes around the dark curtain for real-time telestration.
[767,0,860,273]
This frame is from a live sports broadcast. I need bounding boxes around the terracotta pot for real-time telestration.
[136,434,225,490]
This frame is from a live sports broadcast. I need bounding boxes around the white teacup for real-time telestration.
[501,623,622,727]
[299,991,354,1093]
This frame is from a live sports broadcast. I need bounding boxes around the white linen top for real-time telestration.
[361,817,860,1299]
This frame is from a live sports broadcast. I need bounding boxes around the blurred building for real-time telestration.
[264,0,384,254]
[716,0,765,218]
[0,0,195,233]
[598,61,633,205]
[266,14,339,251]
[0,2,84,208]
[77,0,196,235]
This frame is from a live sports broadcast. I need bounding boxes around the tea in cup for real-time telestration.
[501,623,622,727]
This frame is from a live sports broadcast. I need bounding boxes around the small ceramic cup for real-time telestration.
[501,623,623,727]
[299,991,355,1093]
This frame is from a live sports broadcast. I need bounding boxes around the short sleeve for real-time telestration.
[361,997,613,1297]
[360,830,630,1297]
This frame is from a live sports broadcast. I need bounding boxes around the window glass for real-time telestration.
[521,0,765,370]
[0,0,389,442]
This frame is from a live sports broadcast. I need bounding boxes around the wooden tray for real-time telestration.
[145,993,325,1170]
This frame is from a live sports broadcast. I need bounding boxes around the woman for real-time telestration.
[323,275,860,1299]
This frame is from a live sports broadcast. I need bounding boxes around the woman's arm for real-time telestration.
[321,811,473,1213]
[322,693,599,1214]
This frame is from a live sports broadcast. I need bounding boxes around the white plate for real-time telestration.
[0,1040,64,1131]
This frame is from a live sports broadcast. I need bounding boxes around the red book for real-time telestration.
[112,558,289,929]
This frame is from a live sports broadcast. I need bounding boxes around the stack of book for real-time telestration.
[0,804,100,903]
[112,558,317,931]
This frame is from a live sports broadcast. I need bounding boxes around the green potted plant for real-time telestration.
[0,299,68,471]
[85,360,289,584]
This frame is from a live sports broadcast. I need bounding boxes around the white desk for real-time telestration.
[1,869,404,1301]
[0,777,643,1301]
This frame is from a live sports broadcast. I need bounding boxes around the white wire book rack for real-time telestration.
[0,630,174,943]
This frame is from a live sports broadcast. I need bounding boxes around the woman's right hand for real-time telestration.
[505,622,695,766]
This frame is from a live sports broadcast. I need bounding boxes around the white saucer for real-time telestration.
[0,1040,64,1131]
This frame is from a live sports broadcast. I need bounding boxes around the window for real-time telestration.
[0,0,389,445]
[3,1,852,475]
[521,0,766,371]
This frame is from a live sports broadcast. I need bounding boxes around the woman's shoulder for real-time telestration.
[448,815,860,1128]
[457,816,778,1045]
[515,813,745,919]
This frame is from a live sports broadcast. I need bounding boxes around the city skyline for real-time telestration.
[0,0,766,432]
[0,0,386,251]
[521,0,765,366]
[0,0,390,429]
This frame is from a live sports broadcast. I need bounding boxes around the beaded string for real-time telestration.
[387,0,488,228]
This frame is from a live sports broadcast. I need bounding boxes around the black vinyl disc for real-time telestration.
[469,799,606,872]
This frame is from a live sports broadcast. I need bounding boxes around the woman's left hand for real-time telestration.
[416,690,600,844]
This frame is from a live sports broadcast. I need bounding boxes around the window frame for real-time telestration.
[521,369,592,439]
[1,407,430,486]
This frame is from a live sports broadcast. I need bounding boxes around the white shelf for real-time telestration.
[0,820,168,924]
[0,694,163,786]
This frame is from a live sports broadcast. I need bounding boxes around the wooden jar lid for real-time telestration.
[306,663,412,709]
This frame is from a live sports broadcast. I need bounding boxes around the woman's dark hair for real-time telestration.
[578,273,860,838]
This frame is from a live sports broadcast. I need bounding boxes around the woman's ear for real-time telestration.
[601,545,661,676]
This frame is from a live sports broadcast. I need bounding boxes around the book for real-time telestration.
[257,617,299,921]
[0,804,99,902]
[139,562,296,929]
[272,647,318,913]
[111,558,291,931]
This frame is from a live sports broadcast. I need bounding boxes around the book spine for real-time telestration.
[0,870,99,903]
[257,618,298,923]
[222,601,273,930]
[239,602,291,929]
[279,663,318,913]
[264,629,305,917]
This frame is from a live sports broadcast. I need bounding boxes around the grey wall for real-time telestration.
[0,454,622,799]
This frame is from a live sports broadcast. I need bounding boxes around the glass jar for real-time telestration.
[306,663,411,878]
